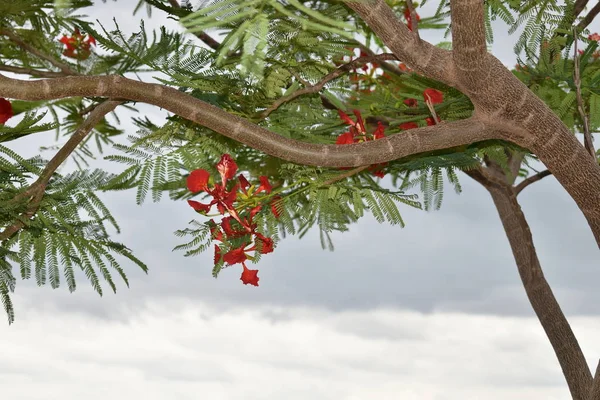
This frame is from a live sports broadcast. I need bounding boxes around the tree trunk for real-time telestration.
[468,170,592,399]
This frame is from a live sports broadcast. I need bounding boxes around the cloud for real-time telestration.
[2,298,599,400]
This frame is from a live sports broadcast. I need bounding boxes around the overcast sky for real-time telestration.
[2,1,600,399]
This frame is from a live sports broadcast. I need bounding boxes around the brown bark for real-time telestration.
[466,168,593,400]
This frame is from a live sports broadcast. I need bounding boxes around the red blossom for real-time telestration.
[238,174,251,193]
[255,176,272,194]
[403,8,421,31]
[403,98,418,107]
[399,122,419,130]
[353,109,366,133]
[423,88,443,104]
[373,122,386,139]
[187,199,212,213]
[578,49,585,56]
[255,233,274,254]
[187,169,210,192]
[216,154,238,185]
[589,33,600,42]
[399,63,409,71]
[338,110,356,126]
[336,132,355,145]
[224,246,248,265]
[59,29,95,60]
[0,98,13,124]
[240,263,259,286]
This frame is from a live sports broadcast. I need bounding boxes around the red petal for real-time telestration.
[338,110,356,126]
[216,154,238,183]
[399,122,419,130]
[352,110,366,133]
[224,246,247,265]
[0,98,14,124]
[423,88,444,104]
[187,200,212,213]
[403,98,418,107]
[335,132,355,145]
[373,122,386,139]
[240,263,259,286]
[250,205,262,219]
[87,36,96,46]
[187,169,210,192]
[425,116,441,126]
[589,33,600,42]
[255,176,272,194]
[238,174,251,193]
[255,233,274,254]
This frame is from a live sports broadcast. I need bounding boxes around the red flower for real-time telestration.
[216,154,238,185]
[423,88,443,104]
[403,98,418,107]
[425,116,441,126]
[240,263,259,286]
[336,132,355,145]
[403,8,421,31]
[187,169,210,192]
[214,245,222,265]
[399,122,419,130]
[578,49,585,56]
[255,176,272,194]
[255,233,274,254]
[338,110,356,126]
[59,29,95,60]
[0,98,13,124]
[238,174,251,193]
[221,217,247,237]
[373,122,386,139]
[589,33,600,42]
[187,199,212,213]
[270,196,282,218]
[399,63,409,71]
[224,246,247,265]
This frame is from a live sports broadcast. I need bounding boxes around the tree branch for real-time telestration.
[573,31,595,158]
[589,360,600,400]
[0,73,500,168]
[0,64,69,78]
[450,0,489,86]
[577,1,600,32]
[259,53,398,119]
[0,100,121,242]
[163,0,223,51]
[0,29,78,75]
[514,170,552,195]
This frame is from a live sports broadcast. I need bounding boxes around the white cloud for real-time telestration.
[2,298,599,400]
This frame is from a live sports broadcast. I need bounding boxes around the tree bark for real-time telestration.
[467,169,593,400]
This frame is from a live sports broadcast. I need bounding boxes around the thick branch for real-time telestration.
[577,1,600,32]
[346,0,454,84]
[0,100,121,242]
[589,360,600,400]
[465,168,593,400]
[0,74,499,167]
[450,0,489,79]
[514,170,552,195]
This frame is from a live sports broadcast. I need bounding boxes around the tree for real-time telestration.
[1,0,599,398]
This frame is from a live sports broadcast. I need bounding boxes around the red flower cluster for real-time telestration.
[403,8,421,32]
[187,154,280,286]
[400,88,443,130]
[335,109,387,178]
[59,28,96,60]
[0,98,13,124]
[589,33,600,42]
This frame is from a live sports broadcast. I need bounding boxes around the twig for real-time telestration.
[573,29,595,158]
[166,0,224,51]
[259,53,398,119]
[321,166,370,186]
[514,170,552,195]
[405,0,420,39]
[0,64,69,78]
[0,100,121,242]
[0,28,78,76]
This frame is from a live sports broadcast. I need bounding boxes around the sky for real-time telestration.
[1,1,600,399]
